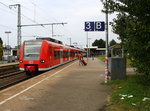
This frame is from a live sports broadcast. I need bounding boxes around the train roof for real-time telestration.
[36,37,63,44]
[24,39,84,52]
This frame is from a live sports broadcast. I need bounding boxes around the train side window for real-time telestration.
[72,52,74,57]
[60,51,63,58]
[67,52,69,57]
[64,51,67,58]
[58,51,60,59]
[63,51,65,58]
[57,51,60,59]
[63,51,64,58]
[64,51,66,57]
[66,52,67,57]
[54,51,60,59]
[54,51,57,59]
[50,46,52,54]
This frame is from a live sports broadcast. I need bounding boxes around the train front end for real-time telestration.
[19,40,48,74]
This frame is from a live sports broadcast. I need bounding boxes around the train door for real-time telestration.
[60,49,63,64]
[68,49,70,61]
[49,46,53,66]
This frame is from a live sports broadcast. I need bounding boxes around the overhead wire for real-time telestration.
[20,5,52,32]
[0,1,50,31]
[0,1,34,23]
[0,3,36,36]
[26,0,66,36]
[0,1,55,46]
[0,1,9,7]
[26,0,71,41]
[8,0,53,36]
[0,24,34,36]
[26,0,69,38]
[27,0,58,22]
[34,6,67,38]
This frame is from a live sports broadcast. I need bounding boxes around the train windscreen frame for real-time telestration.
[24,41,42,60]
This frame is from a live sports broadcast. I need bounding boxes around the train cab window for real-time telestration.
[24,41,42,60]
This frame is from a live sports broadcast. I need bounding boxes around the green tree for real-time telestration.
[0,37,3,45]
[0,37,3,60]
[92,39,105,48]
[110,39,117,46]
[101,0,150,75]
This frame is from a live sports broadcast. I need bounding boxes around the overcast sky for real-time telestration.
[0,0,119,48]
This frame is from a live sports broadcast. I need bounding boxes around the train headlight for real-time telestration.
[19,60,23,63]
[40,60,45,63]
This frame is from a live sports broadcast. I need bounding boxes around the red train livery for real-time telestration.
[19,39,82,73]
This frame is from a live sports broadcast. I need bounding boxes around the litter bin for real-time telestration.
[109,57,126,80]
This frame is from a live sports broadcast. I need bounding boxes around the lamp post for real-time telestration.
[68,38,72,46]
[5,31,11,62]
[86,32,89,60]
[5,31,11,47]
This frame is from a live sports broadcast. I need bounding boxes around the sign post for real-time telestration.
[105,0,111,83]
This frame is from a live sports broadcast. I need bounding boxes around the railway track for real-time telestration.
[0,64,19,75]
[0,64,27,90]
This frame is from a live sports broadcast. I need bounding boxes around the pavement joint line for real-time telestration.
[0,61,77,105]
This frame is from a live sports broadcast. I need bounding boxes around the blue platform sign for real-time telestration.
[85,22,94,31]
[85,21,105,31]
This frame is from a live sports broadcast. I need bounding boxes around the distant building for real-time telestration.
[84,46,106,56]
[109,44,122,57]
[3,47,17,61]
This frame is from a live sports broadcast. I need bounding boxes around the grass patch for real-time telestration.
[98,55,105,62]
[105,74,150,111]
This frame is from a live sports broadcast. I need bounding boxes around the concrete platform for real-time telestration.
[0,58,111,111]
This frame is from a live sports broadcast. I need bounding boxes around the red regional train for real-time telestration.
[19,38,83,74]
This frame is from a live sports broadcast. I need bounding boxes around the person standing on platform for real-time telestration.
[77,53,83,65]
[91,52,94,60]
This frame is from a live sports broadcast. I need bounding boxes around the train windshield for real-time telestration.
[24,41,42,60]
